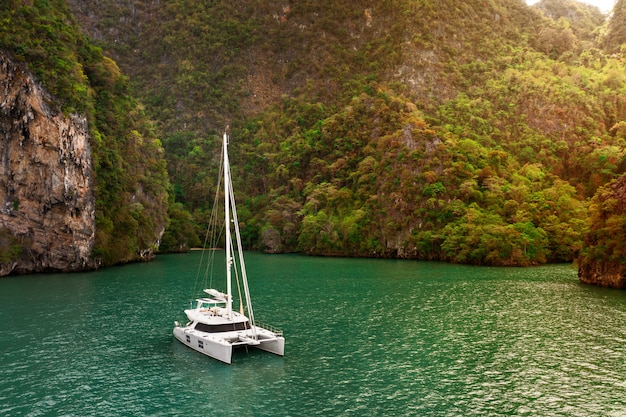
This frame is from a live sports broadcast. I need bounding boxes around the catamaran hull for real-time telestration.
[173,326,233,364]
[257,336,285,356]
[173,325,285,364]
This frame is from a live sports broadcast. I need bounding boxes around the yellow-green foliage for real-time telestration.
[602,0,626,53]
[235,85,589,265]
[579,176,626,266]
[579,123,626,267]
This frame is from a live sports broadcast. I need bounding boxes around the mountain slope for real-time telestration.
[68,0,626,266]
[602,0,626,52]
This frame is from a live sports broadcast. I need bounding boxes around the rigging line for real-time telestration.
[229,229,245,315]
[223,155,246,317]
[206,150,225,291]
[228,174,256,333]
[205,207,220,290]
[189,137,225,299]
[205,145,226,290]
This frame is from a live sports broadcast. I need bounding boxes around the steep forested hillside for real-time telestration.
[62,0,626,265]
[602,0,626,52]
[534,0,606,46]
[0,0,170,266]
[578,166,626,287]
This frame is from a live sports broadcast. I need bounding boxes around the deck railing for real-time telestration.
[255,321,283,337]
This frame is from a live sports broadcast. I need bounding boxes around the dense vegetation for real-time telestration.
[5,0,626,267]
[0,0,170,265]
[232,83,590,265]
[578,161,626,271]
[602,0,626,53]
[69,0,626,266]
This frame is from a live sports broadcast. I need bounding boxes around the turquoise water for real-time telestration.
[2,252,626,416]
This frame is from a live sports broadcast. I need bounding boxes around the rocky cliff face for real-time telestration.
[578,262,626,288]
[0,51,96,276]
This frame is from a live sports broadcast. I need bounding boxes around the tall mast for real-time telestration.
[223,132,233,317]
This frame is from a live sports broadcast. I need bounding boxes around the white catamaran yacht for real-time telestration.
[173,132,285,364]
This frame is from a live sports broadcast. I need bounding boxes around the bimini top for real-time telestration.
[195,297,226,306]
[203,288,227,301]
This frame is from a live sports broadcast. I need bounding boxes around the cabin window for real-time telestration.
[198,340,204,349]
[186,335,190,343]
[194,322,250,333]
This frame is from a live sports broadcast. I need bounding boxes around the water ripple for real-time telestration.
[2,256,626,415]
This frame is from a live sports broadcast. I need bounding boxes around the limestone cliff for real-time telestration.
[0,51,96,276]
[578,262,626,288]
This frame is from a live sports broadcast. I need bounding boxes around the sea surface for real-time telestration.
[1,252,626,416]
